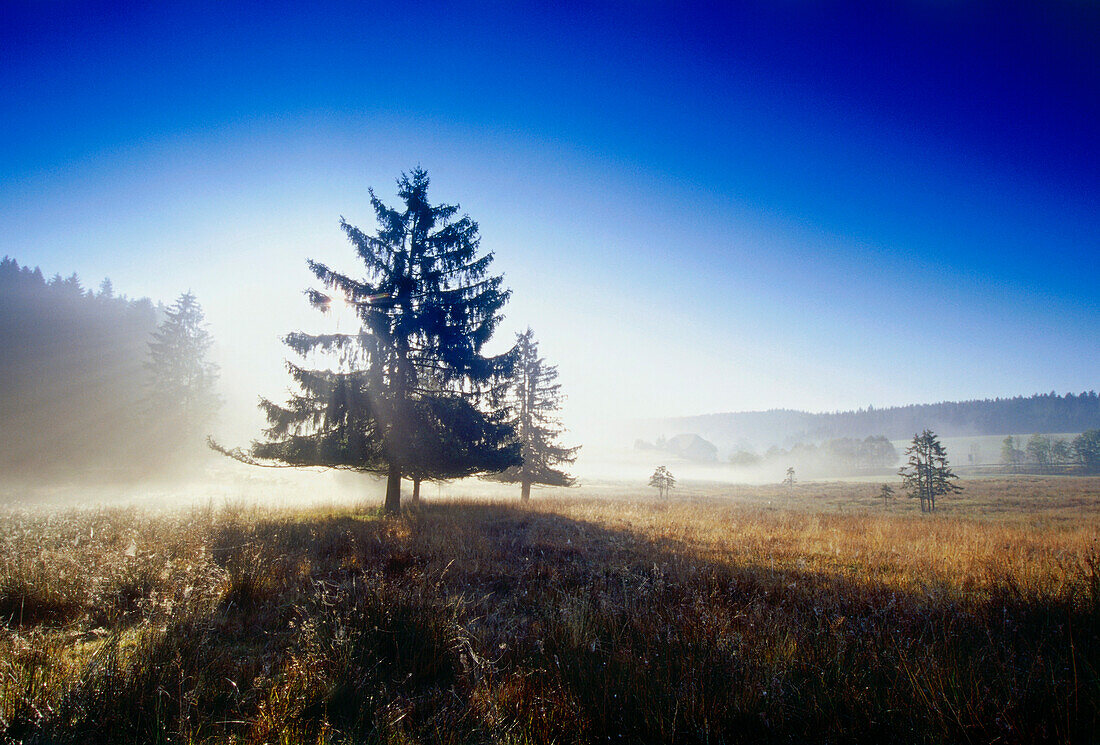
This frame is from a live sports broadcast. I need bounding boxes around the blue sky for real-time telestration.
[2,0,1097,437]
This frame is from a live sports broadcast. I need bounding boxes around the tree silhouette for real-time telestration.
[223,169,517,513]
[649,466,675,500]
[146,291,220,449]
[489,328,579,500]
[858,435,898,469]
[898,430,961,513]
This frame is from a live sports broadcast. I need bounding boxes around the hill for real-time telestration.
[658,391,1100,451]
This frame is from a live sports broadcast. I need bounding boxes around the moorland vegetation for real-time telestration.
[2,478,1098,744]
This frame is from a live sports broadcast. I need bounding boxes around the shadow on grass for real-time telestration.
[5,499,1098,744]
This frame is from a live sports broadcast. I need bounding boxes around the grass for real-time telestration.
[1,477,1098,743]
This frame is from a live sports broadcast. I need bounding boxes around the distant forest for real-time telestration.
[662,392,1100,451]
[0,257,219,480]
[0,258,160,476]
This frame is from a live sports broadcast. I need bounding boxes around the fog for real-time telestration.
[1,252,1094,510]
[2,159,1097,508]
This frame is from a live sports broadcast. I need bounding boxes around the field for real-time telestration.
[1,476,1098,744]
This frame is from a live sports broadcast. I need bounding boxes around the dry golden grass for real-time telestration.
[1,476,1097,743]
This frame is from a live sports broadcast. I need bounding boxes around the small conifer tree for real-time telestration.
[649,465,675,500]
[898,429,961,512]
[880,482,895,508]
[783,466,796,490]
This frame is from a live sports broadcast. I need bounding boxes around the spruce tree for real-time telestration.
[1,257,158,477]
[146,291,220,447]
[236,168,517,513]
[490,328,579,500]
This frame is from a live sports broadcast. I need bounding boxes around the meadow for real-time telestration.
[1,476,1097,744]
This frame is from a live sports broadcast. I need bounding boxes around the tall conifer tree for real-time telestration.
[147,291,220,446]
[234,169,517,513]
[491,328,579,500]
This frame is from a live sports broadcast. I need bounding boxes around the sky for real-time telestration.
[2,0,1098,445]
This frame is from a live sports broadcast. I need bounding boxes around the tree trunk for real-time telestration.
[521,480,531,501]
[921,462,929,513]
[411,478,421,506]
[384,467,401,514]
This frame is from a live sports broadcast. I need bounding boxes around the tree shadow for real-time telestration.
[12,499,1097,745]
[200,499,1098,744]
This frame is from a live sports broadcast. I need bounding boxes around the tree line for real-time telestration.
[0,257,220,479]
[730,435,898,475]
[1002,431,1100,473]
[635,433,898,475]
[650,430,958,513]
[663,392,1100,447]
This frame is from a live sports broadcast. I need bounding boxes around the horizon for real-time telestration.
[663,390,1100,420]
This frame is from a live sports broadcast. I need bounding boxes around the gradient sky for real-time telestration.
[2,0,1098,442]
